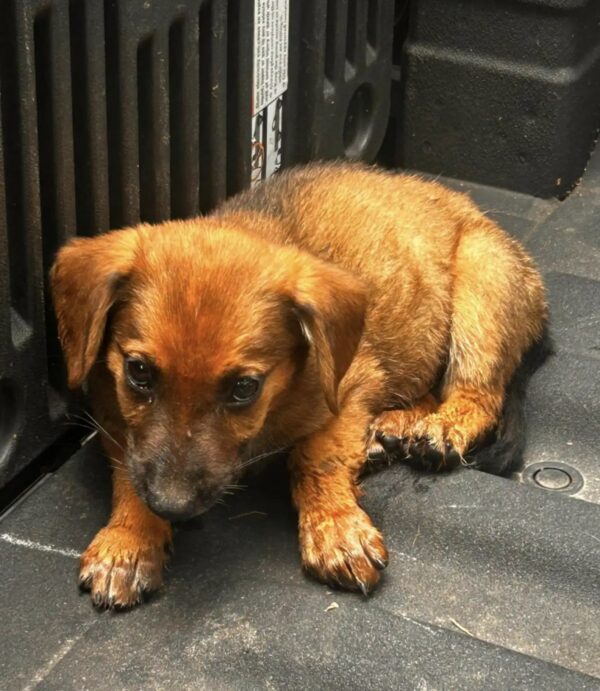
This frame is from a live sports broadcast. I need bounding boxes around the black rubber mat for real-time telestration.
[1,152,599,689]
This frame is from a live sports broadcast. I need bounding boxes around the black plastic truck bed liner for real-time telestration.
[1,152,599,689]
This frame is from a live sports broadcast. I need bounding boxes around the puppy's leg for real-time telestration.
[79,439,172,608]
[290,400,388,594]
[383,220,545,469]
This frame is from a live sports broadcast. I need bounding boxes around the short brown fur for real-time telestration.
[50,163,546,607]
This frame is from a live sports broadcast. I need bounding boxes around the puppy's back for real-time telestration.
[217,162,462,282]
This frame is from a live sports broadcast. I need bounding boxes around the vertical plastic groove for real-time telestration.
[289,0,328,160]
[346,1,368,70]
[137,35,157,222]
[47,2,76,246]
[104,0,123,227]
[346,1,357,67]
[36,2,77,274]
[325,0,347,84]
[367,0,378,50]
[169,16,200,218]
[33,5,59,392]
[226,0,252,196]
[198,0,228,213]
[148,30,171,223]
[0,3,20,334]
[70,0,110,235]
[34,8,56,270]
[0,95,9,351]
[105,1,141,228]
[118,34,142,228]
[356,1,369,69]
[9,3,43,331]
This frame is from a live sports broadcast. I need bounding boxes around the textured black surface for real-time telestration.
[1,149,599,690]
[284,0,395,164]
[394,0,600,198]
[1,446,599,690]
[0,0,251,488]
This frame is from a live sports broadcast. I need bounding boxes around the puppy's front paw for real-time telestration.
[299,507,388,594]
[79,526,169,609]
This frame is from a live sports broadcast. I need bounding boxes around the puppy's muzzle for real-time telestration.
[144,486,205,522]
[134,465,220,521]
[128,437,237,521]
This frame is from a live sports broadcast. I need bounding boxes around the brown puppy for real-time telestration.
[50,163,547,608]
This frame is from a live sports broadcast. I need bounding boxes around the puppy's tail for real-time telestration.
[473,325,553,476]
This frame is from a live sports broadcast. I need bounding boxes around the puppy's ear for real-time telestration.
[287,257,367,414]
[49,229,137,389]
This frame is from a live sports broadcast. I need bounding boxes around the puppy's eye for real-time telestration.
[228,375,263,406]
[125,357,154,393]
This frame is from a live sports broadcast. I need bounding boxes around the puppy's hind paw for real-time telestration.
[369,407,468,471]
[376,431,463,471]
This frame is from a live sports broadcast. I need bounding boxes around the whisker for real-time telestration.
[65,413,96,427]
[66,414,104,438]
[62,420,96,432]
[67,412,123,451]
[81,411,124,451]
[238,445,290,470]
[81,430,99,447]
[107,455,126,470]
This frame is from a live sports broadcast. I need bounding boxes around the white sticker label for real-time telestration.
[251,0,289,187]
[253,0,289,115]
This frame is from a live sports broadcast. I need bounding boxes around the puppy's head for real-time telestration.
[50,220,366,520]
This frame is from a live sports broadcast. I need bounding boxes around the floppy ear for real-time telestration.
[49,229,137,389]
[286,256,367,414]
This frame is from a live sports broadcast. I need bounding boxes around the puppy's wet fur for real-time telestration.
[51,163,547,607]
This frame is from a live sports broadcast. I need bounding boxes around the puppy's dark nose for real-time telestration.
[144,487,202,522]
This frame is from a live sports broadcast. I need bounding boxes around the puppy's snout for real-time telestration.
[142,473,213,521]
[146,487,200,522]
[129,432,236,521]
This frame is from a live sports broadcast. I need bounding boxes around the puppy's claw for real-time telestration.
[356,579,370,596]
[371,555,388,570]
[366,441,388,462]
[375,431,401,454]
[78,573,92,590]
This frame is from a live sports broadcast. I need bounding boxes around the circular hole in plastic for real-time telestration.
[0,379,20,465]
[343,83,375,158]
[532,467,572,491]
[521,461,584,495]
